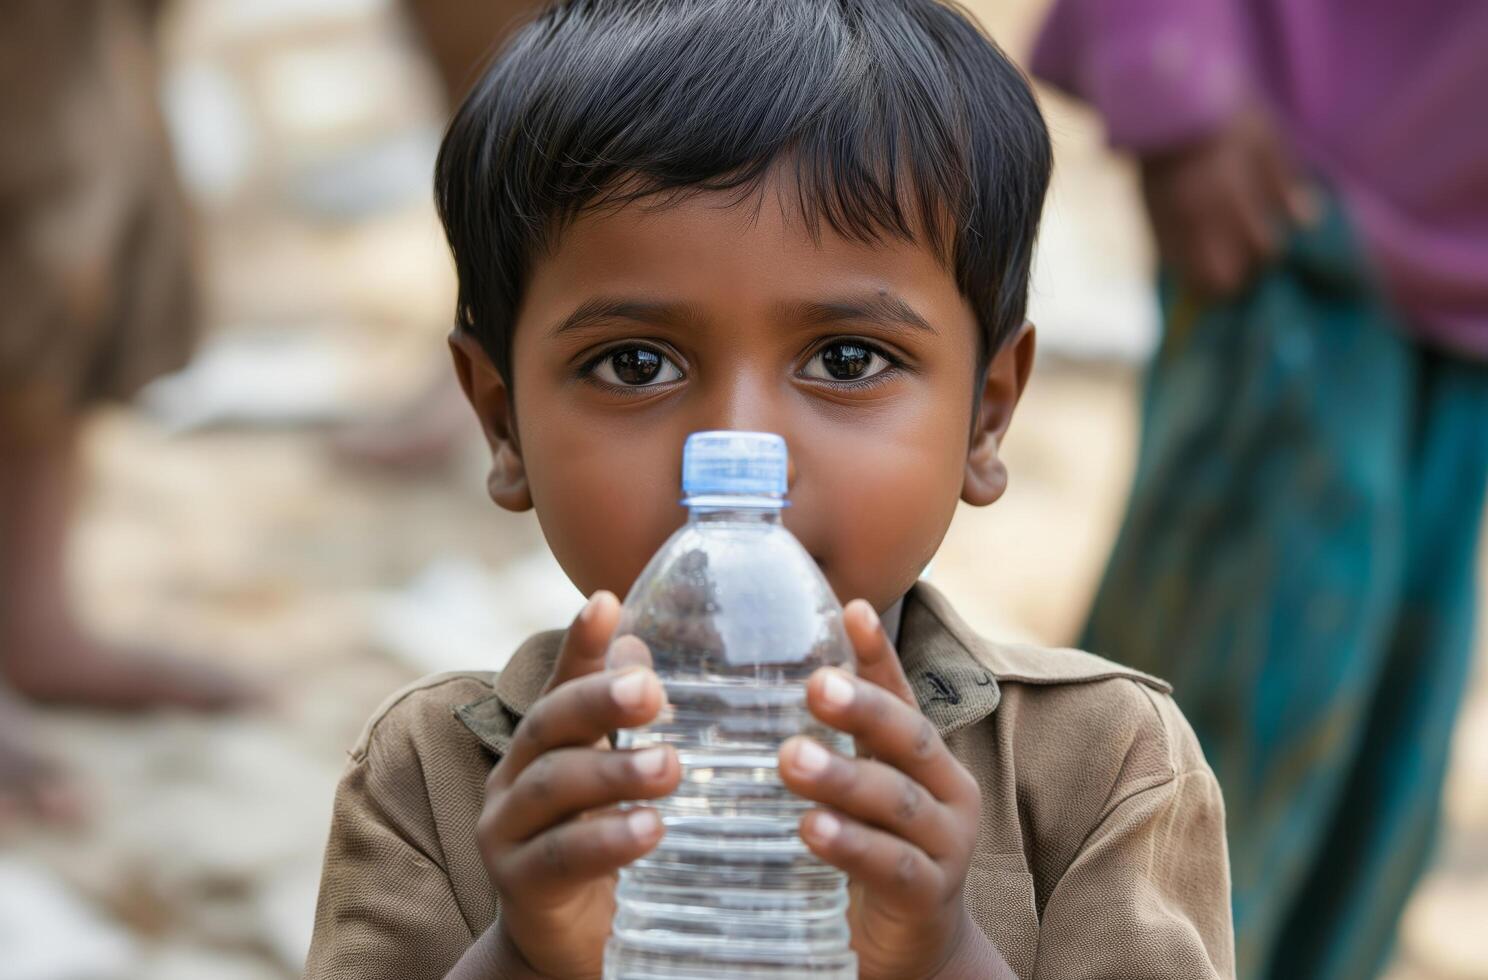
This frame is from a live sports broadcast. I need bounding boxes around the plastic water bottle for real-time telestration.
[603,431,857,980]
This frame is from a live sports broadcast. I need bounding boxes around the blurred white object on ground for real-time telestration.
[370,553,586,676]
[0,857,142,980]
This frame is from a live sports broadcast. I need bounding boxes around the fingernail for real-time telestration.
[609,634,651,669]
[820,669,855,709]
[1294,187,1323,226]
[628,809,661,841]
[811,811,842,842]
[861,602,880,632]
[632,746,668,778]
[793,738,830,776]
[579,591,609,624]
[611,669,651,710]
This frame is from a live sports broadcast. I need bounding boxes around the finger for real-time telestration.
[1222,164,1280,263]
[494,806,666,892]
[800,809,945,907]
[1144,184,1193,281]
[495,667,665,783]
[780,737,960,861]
[805,667,976,807]
[1152,192,1238,298]
[843,600,914,706]
[489,745,679,842]
[1189,223,1246,297]
[607,634,654,670]
[544,591,622,694]
[1253,123,1319,227]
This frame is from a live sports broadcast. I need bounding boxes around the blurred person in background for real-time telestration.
[1,1,254,820]
[1033,2,1488,978]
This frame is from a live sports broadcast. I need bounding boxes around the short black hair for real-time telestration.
[435,0,1051,384]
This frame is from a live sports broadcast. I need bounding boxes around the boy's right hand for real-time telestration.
[476,592,678,979]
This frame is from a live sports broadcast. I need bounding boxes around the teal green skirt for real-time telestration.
[1085,200,1488,980]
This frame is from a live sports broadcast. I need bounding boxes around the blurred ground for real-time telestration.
[1,1,1484,978]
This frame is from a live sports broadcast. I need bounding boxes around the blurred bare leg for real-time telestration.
[0,427,258,711]
[332,0,547,470]
[404,0,548,104]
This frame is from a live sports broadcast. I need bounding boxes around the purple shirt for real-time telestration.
[1032,0,1488,358]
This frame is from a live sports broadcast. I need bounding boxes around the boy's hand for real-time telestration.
[780,600,1010,980]
[475,592,679,980]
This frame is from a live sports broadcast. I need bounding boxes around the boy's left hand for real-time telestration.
[779,600,1007,980]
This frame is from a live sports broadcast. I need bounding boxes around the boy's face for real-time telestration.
[453,179,1034,613]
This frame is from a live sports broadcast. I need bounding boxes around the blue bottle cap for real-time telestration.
[682,431,788,501]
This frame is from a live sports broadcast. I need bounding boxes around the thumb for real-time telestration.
[1251,115,1318,228]
[843,599,915,706]
[543,590,621,694]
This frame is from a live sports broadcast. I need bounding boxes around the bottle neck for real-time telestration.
[685,496,785,523]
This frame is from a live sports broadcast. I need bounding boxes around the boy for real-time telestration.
[305,2,1235,978]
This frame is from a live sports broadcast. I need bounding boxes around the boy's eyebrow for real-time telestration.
[785,293,937,334]
[549,293,936,336]
[549,298,702,336]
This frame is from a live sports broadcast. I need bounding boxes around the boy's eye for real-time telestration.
[589,346,683,387]
[802,341,892,383]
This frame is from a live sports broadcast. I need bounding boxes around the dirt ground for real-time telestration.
[2,2,1484,978]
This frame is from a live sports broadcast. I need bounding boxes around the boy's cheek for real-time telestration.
[526,442,689,600]
[789,432,966,610]
[515,382,971,608]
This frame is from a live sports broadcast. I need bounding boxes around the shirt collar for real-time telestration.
[455,580,1001,755]
[895,580,1002,736]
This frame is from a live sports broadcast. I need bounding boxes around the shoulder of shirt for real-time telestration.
[990,641,1205,773]
[912,584,1205,782]
[982,640,1208,784]
[913,581,1171,693]
[348,670,501,762]
[982,640,1171,693]
[988,644,1200,773]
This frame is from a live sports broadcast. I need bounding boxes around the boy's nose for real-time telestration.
[700,378,797,491]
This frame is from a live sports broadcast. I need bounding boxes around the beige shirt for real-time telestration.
[305,582,1235,979]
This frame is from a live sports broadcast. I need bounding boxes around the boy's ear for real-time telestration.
[449,330,533,512]
[962,321,1036,507]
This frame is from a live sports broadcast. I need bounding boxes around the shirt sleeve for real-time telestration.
[302,753,479,980]
[1032,764,1236,979]
[1030,0,1251,151]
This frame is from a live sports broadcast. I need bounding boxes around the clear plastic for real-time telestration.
[602,500,857,980]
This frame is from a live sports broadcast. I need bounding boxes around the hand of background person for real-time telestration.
[779,601,1017,980]
[458,592,679,980]
[1139,105,1319,298]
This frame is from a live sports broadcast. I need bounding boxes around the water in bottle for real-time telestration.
[602,430,857,980]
